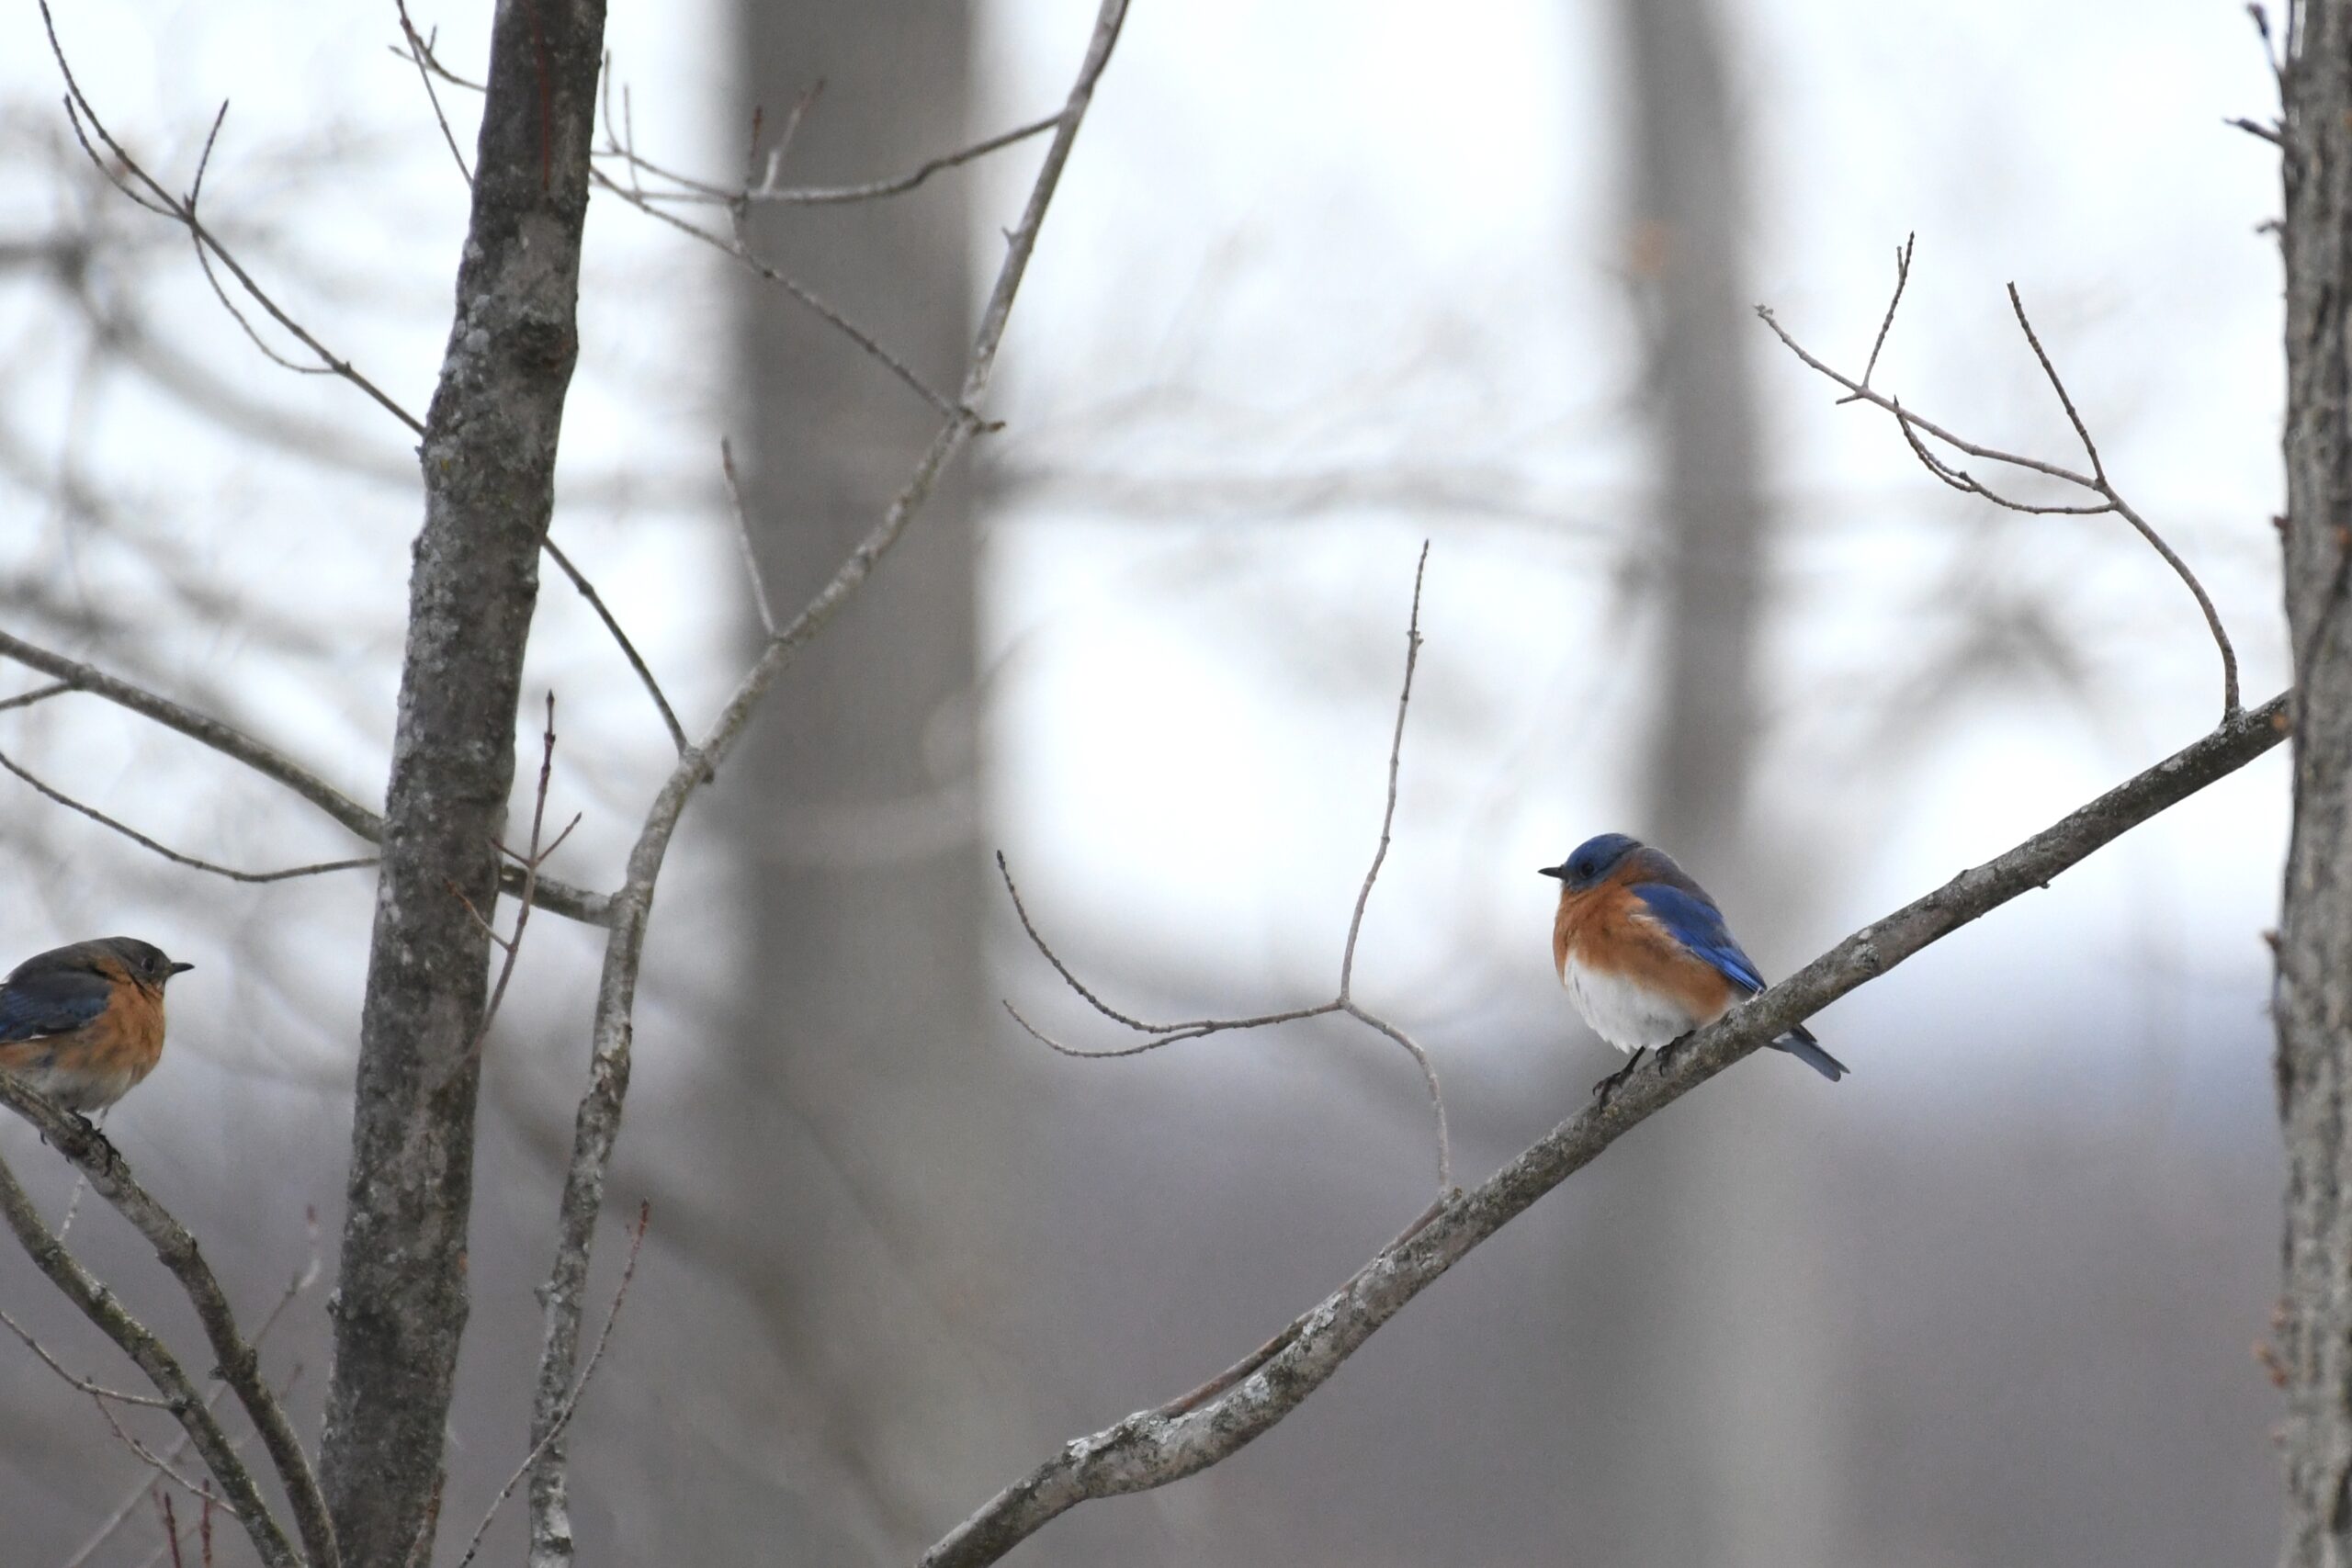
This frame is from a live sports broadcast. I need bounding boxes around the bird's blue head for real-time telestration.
[1539,833,1642,891]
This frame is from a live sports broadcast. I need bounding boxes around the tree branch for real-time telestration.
[0,1080,338,1568]
[997,544,1453,1193]
[0,629,612,925]
[1757,249,2241,717]
[922,692,2290,1567]
[0,746,375,884]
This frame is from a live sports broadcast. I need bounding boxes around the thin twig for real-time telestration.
[922,691,2293,1568]
[719,438,777,637]
[40,1,426,433]
[1851,231,1913,394]
[0,1303,175,1407]
[0,1147,295,1568]
[592,165,964,418]
[0,1085,340,1568]
[389,18,484,92]
[0,629,612,924]
[1757,254,2242,718]
[397,0,474,186]
[46,2,680,773]
[998,546,1454,1192]
[0,682,70,714]
[62,1225,320,1568]
[90,1404,217,1516]
[452,1201,649,1568]
[544,539,687,756]
[599,110,1062,207]
[183,103,332,380]
[468,693,564,1056]
[1339,541,1428,999]
[0,746,377,884]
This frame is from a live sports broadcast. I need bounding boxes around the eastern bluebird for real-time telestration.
[0,937,191,1116]
[1542,834,1845,1097]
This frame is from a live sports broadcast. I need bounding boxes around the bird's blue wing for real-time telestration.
[1628,882,1766,994]
[0,965,110,1043]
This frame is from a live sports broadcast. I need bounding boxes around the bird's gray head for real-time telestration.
[1538,833,1643,892]
[95,937,194,987]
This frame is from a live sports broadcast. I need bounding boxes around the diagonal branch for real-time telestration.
[0,746,376,884]
[922,690,2290,1568]
[0,629,612,925]
[0,1085,337,1568]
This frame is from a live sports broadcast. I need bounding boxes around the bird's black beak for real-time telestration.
[167,961,195,976]
[1538,864,1567,880]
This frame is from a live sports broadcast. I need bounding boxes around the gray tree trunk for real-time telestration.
[1611,0,1841,1560]
[315,4,607,1562]
[2276,7,2352,1563]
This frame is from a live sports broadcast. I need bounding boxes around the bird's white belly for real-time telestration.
[1562,956,1701,1053]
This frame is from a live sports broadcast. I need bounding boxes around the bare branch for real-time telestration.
[40,0,426,433]
[599,110,1061,207]
[543,540,687,756]
[1340,541,1428,1000]
[923,692,2291,1568]
[45,4,681,784]
[469,694,566,1055]
[452,1201,647,1568]
[1757,252,2242,717]
[996,544,1453,1191]
[0,1304,176,1408]
[0,1085,339,1568]
[0,682,71,715]
[0,1136,300,1568]
[62,1224,321,1568]
[719,439,777,638]
[521,7,1132,1562]
[0,629,613,925]
[0,746,377,884]
[1852,231,1914,393]
[396,0,473,187]
[591,167,965,418]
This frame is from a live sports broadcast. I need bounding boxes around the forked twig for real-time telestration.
[1758,241,2241,717]
[998,544,1453,1195]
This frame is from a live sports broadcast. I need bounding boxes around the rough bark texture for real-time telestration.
[2278,6,2352,1563]
[316,4,608,1563]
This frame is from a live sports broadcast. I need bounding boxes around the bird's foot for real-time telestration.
[1590,1047,1648,1108]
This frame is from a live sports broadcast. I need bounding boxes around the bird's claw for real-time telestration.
[1589,1046,1648,1108]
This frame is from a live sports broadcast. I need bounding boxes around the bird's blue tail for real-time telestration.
[1773,1025,1848,1082]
